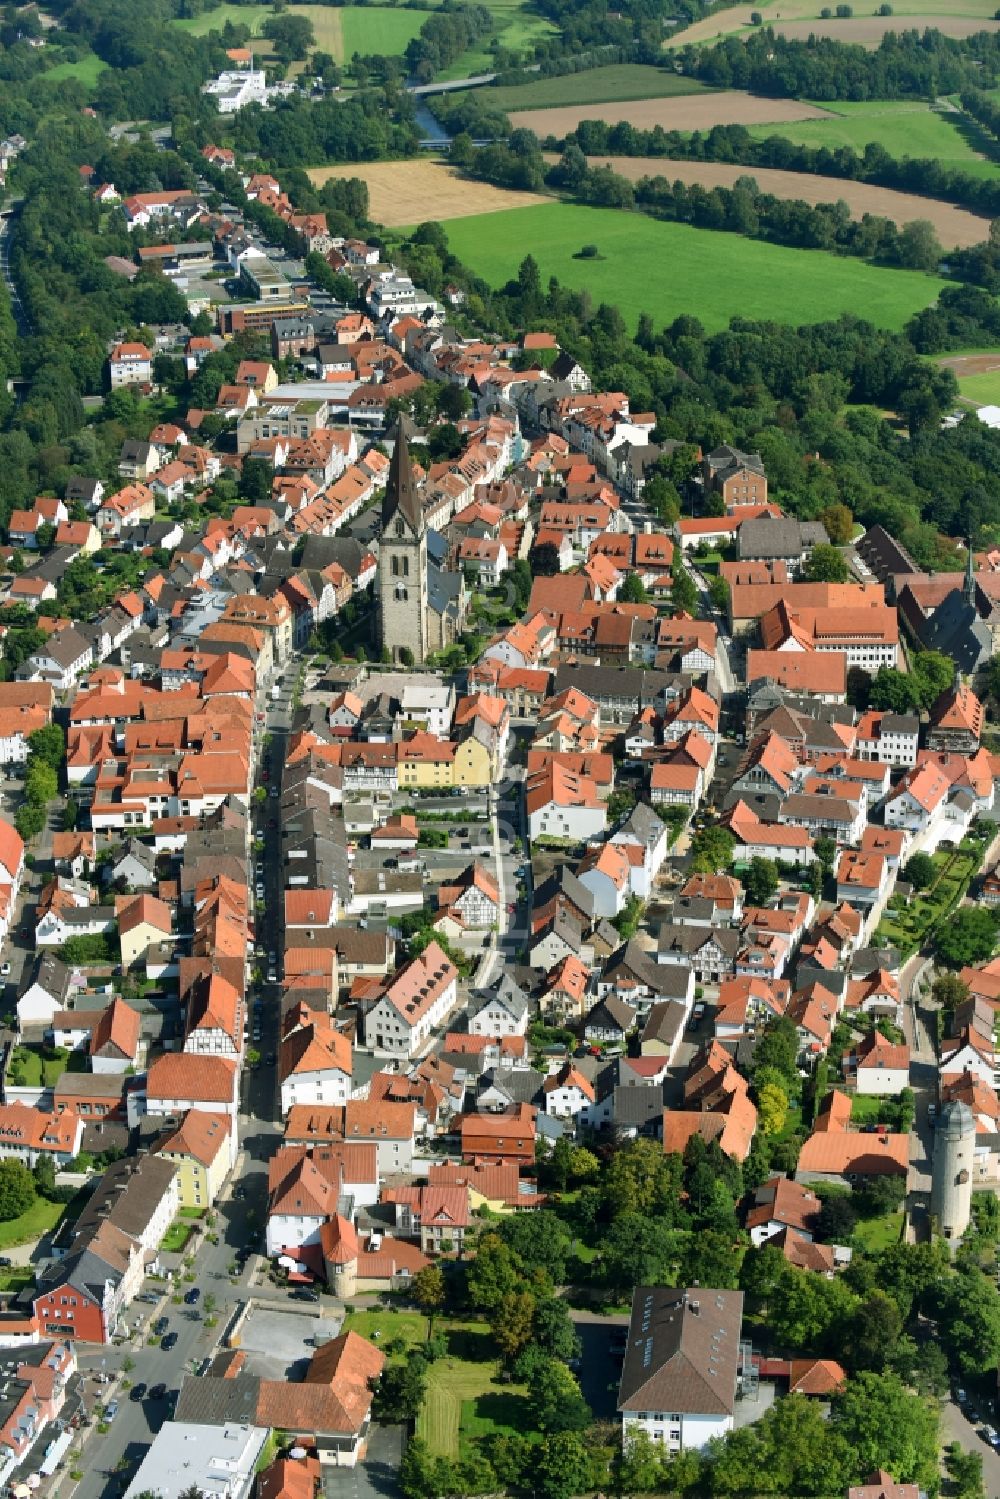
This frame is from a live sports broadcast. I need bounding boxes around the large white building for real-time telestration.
[202,67,268,112]
[124,1423,268,1499]
[618,1287,747,1453]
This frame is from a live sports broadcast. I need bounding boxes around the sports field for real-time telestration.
[560,153,990,247]
[937,354,1000,407]
[668,0,1000,46]
[513,91,832,139]
[442,201,949,331]
[473,64,710,113]
[747,100,1000,179]
[308,158,547,222]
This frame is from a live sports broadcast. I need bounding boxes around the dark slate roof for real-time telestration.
[174,1372,262,1425]
[381,417,422,532]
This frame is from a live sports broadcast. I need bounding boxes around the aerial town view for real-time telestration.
[6,1,1000,1498]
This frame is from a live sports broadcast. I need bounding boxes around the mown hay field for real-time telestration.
[306,157,548,223]
[667,0,1000,47]
[512,89,834,138]
[442,200,949,332]
[555,153,991,247]
[288,5,429,60]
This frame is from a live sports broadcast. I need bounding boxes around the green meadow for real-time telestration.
[440,201,949,333]
[469,64,710,112]
[748,100,1000,179]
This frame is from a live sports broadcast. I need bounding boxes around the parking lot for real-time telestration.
[236,1306,339,1379]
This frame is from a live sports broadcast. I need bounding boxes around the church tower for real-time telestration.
[378,418,428,665]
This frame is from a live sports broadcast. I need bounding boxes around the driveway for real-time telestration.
[323,1423,405,1499]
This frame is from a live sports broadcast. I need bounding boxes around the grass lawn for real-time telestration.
[173,3,272,34]
[440,202,948,332]
[417,1320,529,1458]
[0,1269,33,1293]
[472,63,706,112]
[853,1211,905,1253]
[160,1221,194,1254]
[42,52,106,87]
[747,100,1000,177]
[850,1094,894,1126]
[342,1307,430,1352]
[0,1197,64,1251]
[8,1046,69,1089]
[287,5,428,62]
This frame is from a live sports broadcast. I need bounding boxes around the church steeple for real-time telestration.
[965,538,976,607]
[381,416,423,533]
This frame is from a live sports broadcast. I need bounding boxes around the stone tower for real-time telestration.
[378,417,428,665]
[931,1099,976,1241]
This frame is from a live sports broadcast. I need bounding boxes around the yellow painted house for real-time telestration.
[453,731,493,788]
[397,732,457,791]
[155,1109,231,1209]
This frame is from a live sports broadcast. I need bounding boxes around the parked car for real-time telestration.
[130,1383,147,1402]
[153,1316,169,1336]
[0,1256,12,1268]
[161,1332,178,1351]
[104,1400,119,1420]
[0,963,10,977]
[149,1384,167,1402]
[290,1288,319,1303]
[184,1287,201,1306]
[267,968,277,983]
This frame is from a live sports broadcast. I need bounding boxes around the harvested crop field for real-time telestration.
[667,0,1000,46]
[554,155,991,248]
[305,159,547,225]
[512,91,833,138]
[769,15,1000,43]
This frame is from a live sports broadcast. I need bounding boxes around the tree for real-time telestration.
[820,503,854,544]
[32,1154,55,1198]
[689,826,735,874]
[902,852,935,891]
[238,457,272,505]
[849,1291,904,1373]
[27,723,64,770]
[935,1267,1000,1376]
[757,1082,788,1136]
[814,836,837,875]
[535,1433,593,1499]
[532,1296,580,1362]
[752,1017,799,1087]
[817,1192,857,1243]
[491,1290,535,1362]
[400,1436,452,1499]
[529,541,561,577]
[937,907,998,968]
[830,1372,939,1491]
[619,573,647,603]
[805,543,849,583]
[708,574,730,613]
[0,1160,35,1221]
[744,856,778,907]
[670,563,698,615]
[602,1213,687,1293]
[465,1234,519,1311]
[527,1359,591,1433]
[374,1354,429,1422]
[497,1210,572,1282]
[412,1264,445,1316]
[932,971,969,1010]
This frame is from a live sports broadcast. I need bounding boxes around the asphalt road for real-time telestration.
[71,1117,283,1499]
